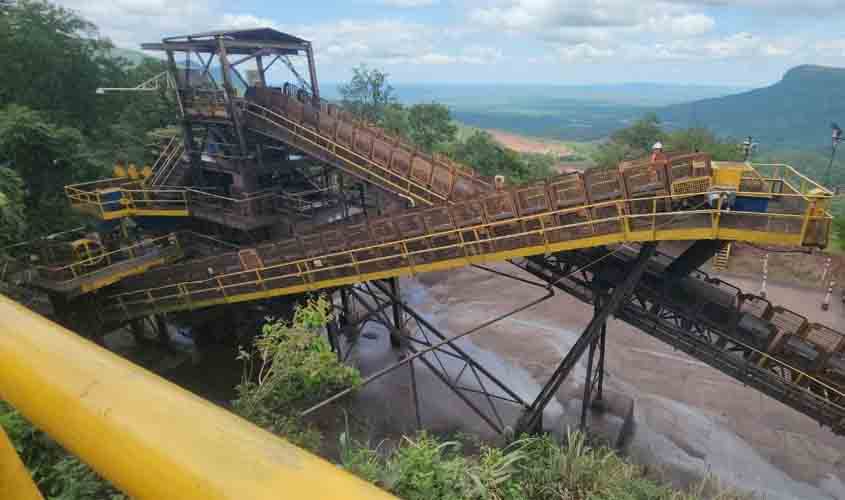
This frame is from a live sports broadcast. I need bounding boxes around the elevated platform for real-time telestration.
[2,234,184,297]
[65,180,324,230]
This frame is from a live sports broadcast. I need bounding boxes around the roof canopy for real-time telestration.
[142,28,310,55]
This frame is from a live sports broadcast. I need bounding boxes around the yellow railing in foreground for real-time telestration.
[0,295,395,499]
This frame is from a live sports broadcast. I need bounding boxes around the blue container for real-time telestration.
[100,188,123,213]
[733,196,769,213]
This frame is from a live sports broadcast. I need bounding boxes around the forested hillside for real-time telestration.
[0,0,174,240]
[659,65,845,150]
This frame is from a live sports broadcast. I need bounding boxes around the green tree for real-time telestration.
[339,64,396,123]
[592,141,636,168]
[610,113,665,155]
[380,103,410,138]
[0,105,103,230]
[449,131,551,184]
[407,103,457,153]
[665,128,744,161]
[0,0,126,133]
[0,166,27,245]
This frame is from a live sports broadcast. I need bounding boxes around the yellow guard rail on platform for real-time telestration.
[0,295,395,500]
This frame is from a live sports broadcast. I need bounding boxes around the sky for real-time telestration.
[55,0,845,87]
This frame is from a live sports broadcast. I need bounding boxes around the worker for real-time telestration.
[651,142,667,163]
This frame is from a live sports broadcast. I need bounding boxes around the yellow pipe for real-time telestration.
[0,296,395,500]
[0,422,44,500]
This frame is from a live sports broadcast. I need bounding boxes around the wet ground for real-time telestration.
[403,263,845,500]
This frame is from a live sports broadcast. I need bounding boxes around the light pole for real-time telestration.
[826,123,842,188]
[741,136,757,163]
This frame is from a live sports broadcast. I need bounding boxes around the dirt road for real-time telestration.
[487,129,572,157]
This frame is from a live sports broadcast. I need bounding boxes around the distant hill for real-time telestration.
[658,65,845,149]
[318,82,743,142]
[321,82,745,107]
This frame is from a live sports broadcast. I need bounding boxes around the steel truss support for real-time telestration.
[579,291,608,430]
[518,247,845,436]
[341,280,532,435]
[514,243,656,436]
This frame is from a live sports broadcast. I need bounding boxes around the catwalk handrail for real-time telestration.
[1,233,182,285]
[243,102,453,206]
[276,82,483,179]
[0,295,396,500]
[102,188,831,320]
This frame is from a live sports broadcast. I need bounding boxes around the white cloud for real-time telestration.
[814,39,845,55]
[219,14,281,31]
[380,0,439,6]
[56,0,220,47]
[624,33,802,61]
[556,43,616,62]
[670,0,843,15]
[468,0,715,35]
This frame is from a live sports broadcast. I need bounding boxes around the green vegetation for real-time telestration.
[339,67,554,183]
[340,429,748,500]
[233,296,361,451]
[593,114,744,168]
[228,296,748,500]
[0,0,175,238]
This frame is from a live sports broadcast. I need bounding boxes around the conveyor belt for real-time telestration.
[515,248,845,435]
[242,85,492,207]
[101,177,828,322]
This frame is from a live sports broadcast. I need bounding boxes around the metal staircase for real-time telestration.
[712,241,732,272]
[148,137,187,187]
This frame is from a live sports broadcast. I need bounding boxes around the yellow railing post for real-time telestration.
[0,423,44,500]
[0,295,396,500]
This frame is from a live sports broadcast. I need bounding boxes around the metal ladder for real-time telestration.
[712,242,732,272]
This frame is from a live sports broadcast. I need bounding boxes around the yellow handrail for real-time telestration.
[10,234,182,284]
[0,295,395,500]
[103,189,830,317]
[0,424,43,500]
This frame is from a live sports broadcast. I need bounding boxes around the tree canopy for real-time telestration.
[339,64,397,124]
[0,0,173,237]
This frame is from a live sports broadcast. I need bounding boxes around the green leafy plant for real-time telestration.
[233,295,361,452]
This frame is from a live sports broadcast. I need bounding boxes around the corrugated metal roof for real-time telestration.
[163,28,308,45]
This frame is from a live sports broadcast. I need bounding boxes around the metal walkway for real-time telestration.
[102,167,830,321]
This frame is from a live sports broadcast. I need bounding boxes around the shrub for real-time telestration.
[233,295,361,452]
[339,429,752,500]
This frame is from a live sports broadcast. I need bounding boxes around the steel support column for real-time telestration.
[388,278,403,348]
[515,243,656,435]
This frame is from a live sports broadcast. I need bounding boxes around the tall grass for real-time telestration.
[340,429,752,500]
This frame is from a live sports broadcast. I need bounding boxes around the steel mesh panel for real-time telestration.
[450,201,485,227]
[548,173,586,208]
[770,307,807,337]
[410,157,433,184]
[483,193,516,221]
[430,165,453,196]
[805,324,845,353]
[515,185,549,215]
